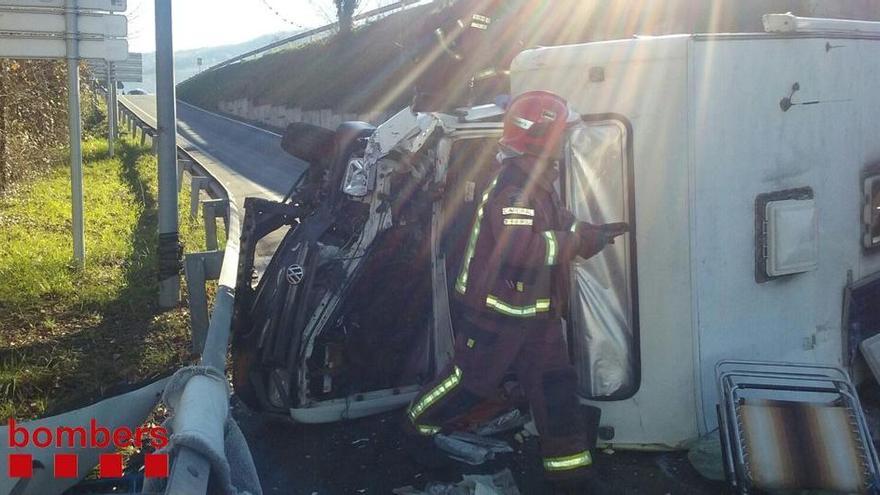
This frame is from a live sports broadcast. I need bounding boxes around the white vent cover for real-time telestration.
[765,199,818,277]
[763,13,880,35]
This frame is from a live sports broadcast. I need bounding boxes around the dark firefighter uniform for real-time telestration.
[411,0,518,112]
[406,156,607,481]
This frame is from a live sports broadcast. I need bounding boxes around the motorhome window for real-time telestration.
[565,117,639,400]
[864,175,880,249]
[844,273,880,373]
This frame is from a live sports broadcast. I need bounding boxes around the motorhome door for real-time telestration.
[564,116,640,400]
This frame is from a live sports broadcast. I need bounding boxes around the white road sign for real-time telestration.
[0,0,125,11]
[111,67,141,81]
[0,11,127,36]
[86,52,140,80]
[0,36,128,60]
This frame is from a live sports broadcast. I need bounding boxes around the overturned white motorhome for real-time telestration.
[231,15,880,450]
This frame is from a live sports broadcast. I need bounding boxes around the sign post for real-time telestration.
[155,0,180,307]
[0,0,128,265]
[109,63,117,140]
[105,61,114,156]
[66,0,85,264]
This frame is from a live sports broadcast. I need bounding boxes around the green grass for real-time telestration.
[0,136,210,420]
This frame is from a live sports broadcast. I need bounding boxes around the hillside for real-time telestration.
[178,0,880,116]
[132,31,299,93]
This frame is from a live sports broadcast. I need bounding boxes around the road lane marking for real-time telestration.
[178,100,283,138]
[119,98,282,202]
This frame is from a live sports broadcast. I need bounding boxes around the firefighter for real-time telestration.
[411,0,517,112]
[404,90,629,489]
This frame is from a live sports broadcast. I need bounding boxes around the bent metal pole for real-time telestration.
[66,0,85,265]
[155,0,181,307]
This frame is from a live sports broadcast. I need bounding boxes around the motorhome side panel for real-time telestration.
[511,37,698,447]
[690,36,880,432]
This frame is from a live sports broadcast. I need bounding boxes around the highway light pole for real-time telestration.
[155,0,181,307]
[66,0,85,265]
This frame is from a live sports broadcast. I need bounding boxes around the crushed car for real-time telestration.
[229,101,639,424]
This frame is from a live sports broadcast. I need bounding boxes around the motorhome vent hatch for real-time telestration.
[755,187,816,282]
[765,199,819,277]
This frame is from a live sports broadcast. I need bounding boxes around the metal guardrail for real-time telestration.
[117,99,242,495]
[194,0,428,76]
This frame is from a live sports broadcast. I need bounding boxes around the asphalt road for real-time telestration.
[115,97,726,494]
[119,95,304,202]
[120,95,299,267]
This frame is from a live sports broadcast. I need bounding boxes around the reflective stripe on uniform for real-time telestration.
[504,218,533,226]
[512,117,534,130]
[416,424,441,436]
[543,451,593,472]
[485,295,551,317]
[408,366,463,422]
[543,231,558,265]
[502,207,534,217]
[455,176,500,294]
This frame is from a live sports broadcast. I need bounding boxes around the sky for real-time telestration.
[126,0,391,53]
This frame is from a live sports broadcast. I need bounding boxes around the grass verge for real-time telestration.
[0,136,208,420]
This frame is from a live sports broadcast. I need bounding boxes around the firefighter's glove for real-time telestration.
[599,222,630,245]
[572,222,604,259]
[573,221,629,260]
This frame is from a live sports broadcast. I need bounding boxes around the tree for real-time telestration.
[335,0,359,34]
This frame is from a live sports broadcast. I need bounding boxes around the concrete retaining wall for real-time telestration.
[218,99,393,131]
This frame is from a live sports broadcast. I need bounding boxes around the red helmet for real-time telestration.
[499,90,571,158]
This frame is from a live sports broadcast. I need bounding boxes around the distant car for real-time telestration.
[127,89,147,95]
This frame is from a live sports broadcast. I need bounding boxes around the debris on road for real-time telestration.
[473,409,528,437]
[393,468,521,495]
[434,432,514,465]
[686,431,724,481]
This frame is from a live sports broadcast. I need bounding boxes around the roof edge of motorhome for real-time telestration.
[691,32,880,41]
[515,31,880,59]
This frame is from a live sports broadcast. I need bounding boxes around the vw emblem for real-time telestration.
[285,264,304,285]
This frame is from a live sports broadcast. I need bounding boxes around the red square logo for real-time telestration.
[144,453,169,478]
[8,454,33,478]
[98,453,123,478]
[54,453,78,478]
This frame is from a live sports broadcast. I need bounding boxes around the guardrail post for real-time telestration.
[178,158,193,193]
[201,198,228,251]
[184,250,224,354]
[190,176,208,218]
[139,126,147,146]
